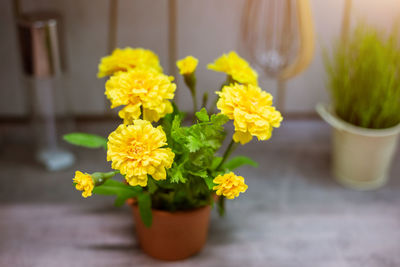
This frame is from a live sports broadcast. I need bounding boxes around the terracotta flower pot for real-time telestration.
[131,204,211,261]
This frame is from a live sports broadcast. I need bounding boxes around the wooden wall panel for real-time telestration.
[0,0,26,115]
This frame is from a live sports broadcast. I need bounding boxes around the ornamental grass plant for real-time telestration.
[64,48,283,226]
[324,25,400,129]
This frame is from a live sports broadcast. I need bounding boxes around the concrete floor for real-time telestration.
[0,119,399,267]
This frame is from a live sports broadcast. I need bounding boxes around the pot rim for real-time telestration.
[316,103,400,137]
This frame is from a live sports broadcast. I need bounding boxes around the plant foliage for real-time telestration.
[93,179,142,206]
[149,107,230,211]
[324,24,400,129]
[63,133,107,149]
[65,50,278,227]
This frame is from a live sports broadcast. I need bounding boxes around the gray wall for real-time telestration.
[0,0,398,116]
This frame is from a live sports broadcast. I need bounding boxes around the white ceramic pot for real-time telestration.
[316,103,400,190]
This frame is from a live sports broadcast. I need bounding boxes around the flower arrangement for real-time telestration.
[64,48,282,227]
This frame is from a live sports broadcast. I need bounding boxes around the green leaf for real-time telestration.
[211,157,223,170]
[222,156,258,171]
[171,116,187,143]
[93,180,142,206]
[190,148,214,167]
[147,178,158,194]
[162,103,185,143]
[114,195,130,207]
[186,135,202,152]
[169,162,187,183]
[195,108,210,122]
[188,169,208,178]
[138,193,152,227]
[210,113,229,126]
[63,133,107,149]
[152,179,176,189]
[204,176,215,190]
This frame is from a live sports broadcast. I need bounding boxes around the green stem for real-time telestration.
[201,92,208,109]
[216,139,237,171]
[192,89,198,116]
[103,171,119,179]
[185,181,194,206]
[92,171,119,185]
[218,196,225,216]
[183,74,198,121]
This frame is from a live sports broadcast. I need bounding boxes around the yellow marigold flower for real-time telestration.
[107,120,175,186]
[213,172,248,199]
[217,83,283,145]
[176,56,198,75]
[73,171,94,198]
[97,47,162,78]
[105,68,176,123]
[208,51,258,85]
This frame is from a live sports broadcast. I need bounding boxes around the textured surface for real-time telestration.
[0,119,400,266]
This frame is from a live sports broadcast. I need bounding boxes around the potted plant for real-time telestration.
[64,48,283,260]
[317,25,400,190]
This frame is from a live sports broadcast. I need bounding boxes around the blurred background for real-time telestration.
[0,0,399,117]
[1,0,400,266]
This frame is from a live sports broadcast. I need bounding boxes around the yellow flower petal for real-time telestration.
[118,104,142,124]
[213,172,248,199]
[105,68,176,123]
[176,56,198,75]
[107,120,175,187]
[233,131,252,145]
[73,171,94,198]
[217,83,283,145]
[97,47,162,78]
[208,51,258,85]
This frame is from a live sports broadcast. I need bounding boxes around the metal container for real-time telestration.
[17,12,74,171]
